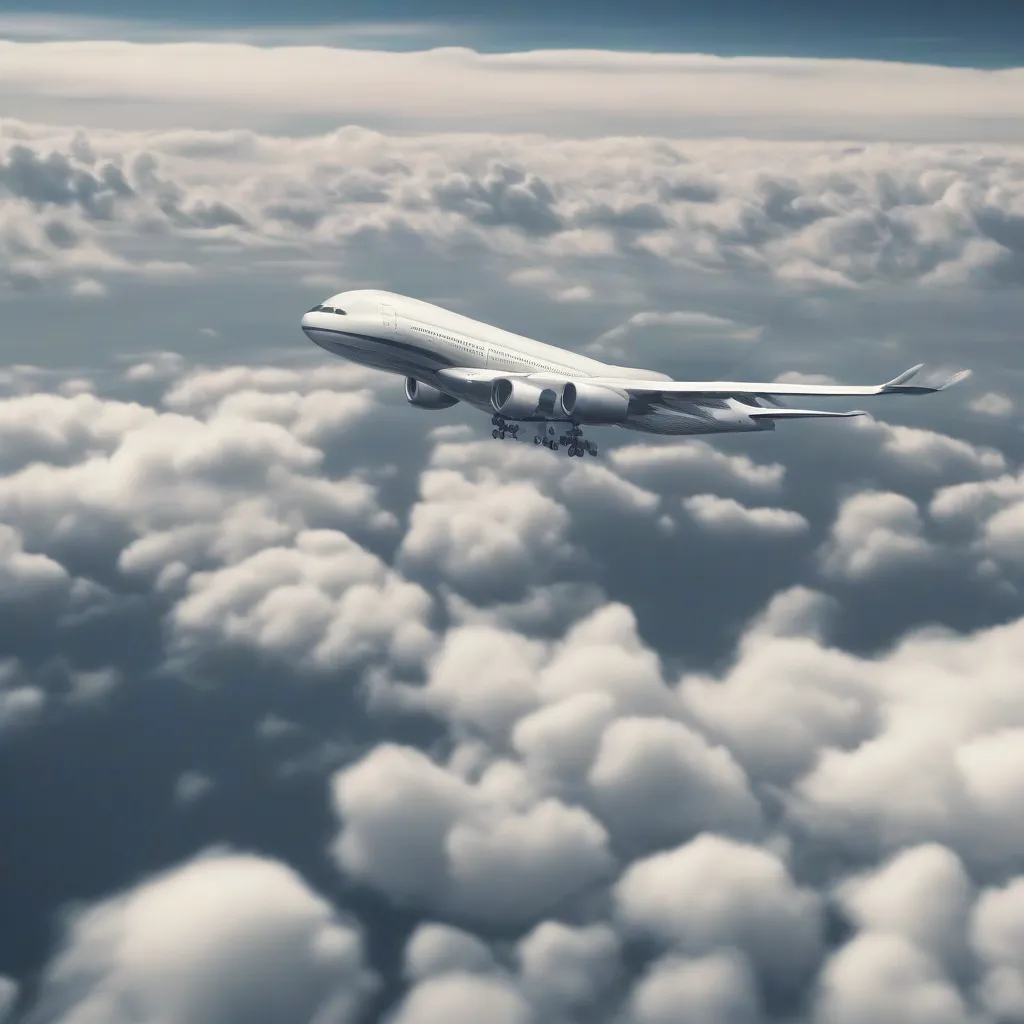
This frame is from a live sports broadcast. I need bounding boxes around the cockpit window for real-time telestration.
[308,303,323,312]
[311,306,346,315]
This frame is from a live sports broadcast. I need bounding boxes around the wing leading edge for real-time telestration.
[575,364,972,399]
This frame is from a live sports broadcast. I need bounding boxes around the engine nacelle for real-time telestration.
[559,381,629,424]
[405,377,459,410]
[490,377,548,420]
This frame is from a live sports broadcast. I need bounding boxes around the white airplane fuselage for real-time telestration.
[299,288,766,439]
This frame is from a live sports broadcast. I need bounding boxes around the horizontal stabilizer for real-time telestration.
[748,408,868,420]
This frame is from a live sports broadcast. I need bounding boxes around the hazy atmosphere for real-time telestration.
[2,5,1024,1024]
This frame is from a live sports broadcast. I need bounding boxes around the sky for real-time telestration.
[1,5,1024,1024]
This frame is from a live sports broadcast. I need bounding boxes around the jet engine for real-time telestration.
[559,381,629,424]
[405,377,459,410]
[490,377,548,420]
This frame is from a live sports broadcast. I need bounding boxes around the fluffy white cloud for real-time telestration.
[609,440,785,494]
[682,493,809,537]
[785,613,1024,873]
[813,932,973,1024]
[388,972,533,1024]
[403,924,495,981]
[329,743,615,923]
[971,876,1024,1021]
[26,851,378,1024]
[586,716,764,850]
[931,470,1024,575]
[626,950,763,1024]
[167,529,435,674]
[515,920,621,1010]
[968,392,1015,418]
[614,833,824,990]
[3,121,1024,303]
[836,844,975,973]
[397,463,575,599]
[818,490,935,581]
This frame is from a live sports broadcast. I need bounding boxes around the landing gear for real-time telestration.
[528,423,599,457]
[490,415,519,441]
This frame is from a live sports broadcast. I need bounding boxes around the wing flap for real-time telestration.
[747,408,868,420]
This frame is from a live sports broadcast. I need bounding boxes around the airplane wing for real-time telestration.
[576,364,971,399]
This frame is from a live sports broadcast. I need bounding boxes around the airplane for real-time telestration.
[300,289,970,457]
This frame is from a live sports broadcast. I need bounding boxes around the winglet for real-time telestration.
[883,364,924,388]
[937,368,972,390]
[880,364,971,395]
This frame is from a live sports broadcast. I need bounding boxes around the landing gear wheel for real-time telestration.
[492,429,499,439]
[533,435,541,445]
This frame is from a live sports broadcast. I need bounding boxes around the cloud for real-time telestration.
[329,743,615,924]
[24,851,378,1024]
[614,833,824,992]
[626,950,762,1024]
[173,770,214,805]
[813,932,973,1024]
[0,978,16,1024]
[971,876,1024,1021]
[403,924,495,981]
[968,391,1015,418]
[3,124,1024,304]
[3,107,1024,1024]
[836,844,975,974]
[1,44,1024,141]
[817,490,936,581]
[388,972,533,1024]
[586,309,762,365]
[515,920,621,1011]
[682,493,810,537]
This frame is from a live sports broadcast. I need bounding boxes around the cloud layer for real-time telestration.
[1,109,1023,1024]
[1,42,1024,139]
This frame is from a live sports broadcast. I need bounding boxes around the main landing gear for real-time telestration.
[491,414,520,441]
[490,416,597,457]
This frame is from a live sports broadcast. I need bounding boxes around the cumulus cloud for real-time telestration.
[3,122,1024,303]
[931,470,1024,575]
[614,833,824,992]
[24,851,378,1024]
[818,490,936,581]
[968,391,1015,418]
[682,493,809,537]
[515,920,621,1011]
[403,924,496,981]
[626,950,762,1024]
[388,972,533,1024]
[813,932,973,1024]
[329,742,615,924]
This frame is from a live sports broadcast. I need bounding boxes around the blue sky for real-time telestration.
[2,0,1022,65]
